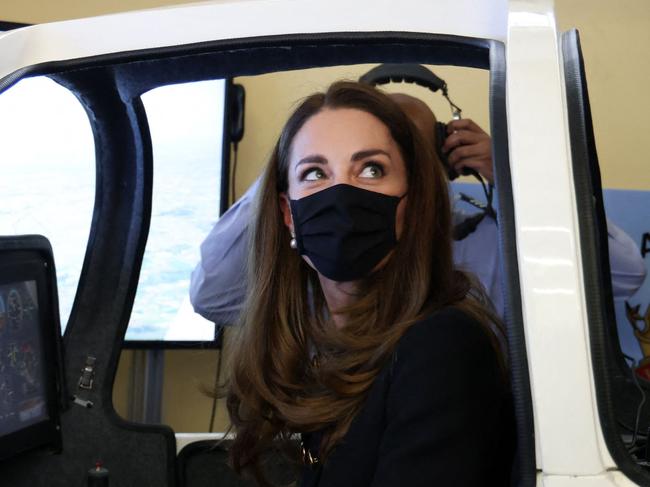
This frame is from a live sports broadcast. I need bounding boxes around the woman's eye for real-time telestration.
[301,167,326,181]
[359,163,384,179]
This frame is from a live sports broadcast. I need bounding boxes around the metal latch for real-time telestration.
[78,355,96,390]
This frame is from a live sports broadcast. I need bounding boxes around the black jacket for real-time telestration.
[300,307,515,487]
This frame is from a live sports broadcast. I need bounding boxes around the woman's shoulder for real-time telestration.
[398,306,492,352]
[392,306,502,380]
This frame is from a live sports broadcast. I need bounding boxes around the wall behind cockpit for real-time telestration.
[2,0,648,189]
[230,65,490,200]
[555,0,650,190]
[2,0,648,434]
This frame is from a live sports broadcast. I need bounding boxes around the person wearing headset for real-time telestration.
[189,83,646,327]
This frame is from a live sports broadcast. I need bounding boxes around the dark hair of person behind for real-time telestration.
[225,81,504,485]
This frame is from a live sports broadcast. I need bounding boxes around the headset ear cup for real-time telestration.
[436,122,457,180]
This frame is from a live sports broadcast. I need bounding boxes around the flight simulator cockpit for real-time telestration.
[1,1,650,487]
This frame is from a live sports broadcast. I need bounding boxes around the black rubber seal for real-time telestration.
[488,41,537,486]
[563,28,650,484]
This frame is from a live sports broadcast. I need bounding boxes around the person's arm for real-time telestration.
[189,178,259,325]
[444,119,646,300]
[607,219,647,299]
[370,308,513,487]
[443,118,494,184]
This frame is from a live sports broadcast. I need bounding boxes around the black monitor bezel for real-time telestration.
[0,249,63,461]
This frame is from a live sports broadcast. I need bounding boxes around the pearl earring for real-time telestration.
[290,234,297,250]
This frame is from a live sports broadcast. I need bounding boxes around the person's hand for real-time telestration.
[442,118,493,184]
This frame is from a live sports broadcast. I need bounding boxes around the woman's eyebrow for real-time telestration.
[296,155,328,167]
[352,149,390,161]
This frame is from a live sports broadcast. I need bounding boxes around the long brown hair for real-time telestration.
[226,81,503,484]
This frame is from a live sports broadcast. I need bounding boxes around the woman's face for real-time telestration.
[280,107,409,239]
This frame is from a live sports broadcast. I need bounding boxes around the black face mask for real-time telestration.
[289,184,404,282]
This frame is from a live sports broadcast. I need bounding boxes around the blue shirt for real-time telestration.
[190,180,646,325]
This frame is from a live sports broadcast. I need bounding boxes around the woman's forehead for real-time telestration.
[289,108,396,161]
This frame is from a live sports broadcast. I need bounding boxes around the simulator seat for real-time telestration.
[177,439,297,487]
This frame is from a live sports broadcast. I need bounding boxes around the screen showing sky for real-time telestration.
[0,77,225,342]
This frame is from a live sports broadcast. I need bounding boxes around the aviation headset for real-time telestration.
[359,63,475,181]
[359,64,495,239]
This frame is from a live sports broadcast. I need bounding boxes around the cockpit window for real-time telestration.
[126,80,228,343]
[0,76,95,330]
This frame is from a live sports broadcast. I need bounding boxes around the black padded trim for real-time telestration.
[488,41,536,486]
[1,31,490,96]
[61,72,177,486]
[0,20,30,31]
[563,29,650,484]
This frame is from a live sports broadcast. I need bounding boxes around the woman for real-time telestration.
[226,81,514,486]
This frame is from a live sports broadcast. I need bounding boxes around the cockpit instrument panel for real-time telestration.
[0,281,47,437]
[0,238,63,461]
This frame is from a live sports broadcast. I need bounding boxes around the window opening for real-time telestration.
[127,80,227,344]
[0,76,95,330]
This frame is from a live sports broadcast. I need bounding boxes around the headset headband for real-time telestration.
[359,64,462,119]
